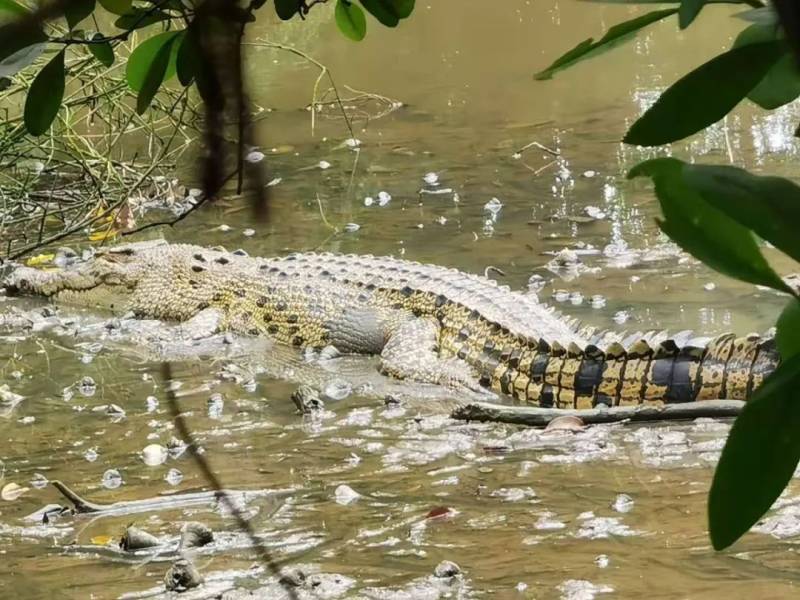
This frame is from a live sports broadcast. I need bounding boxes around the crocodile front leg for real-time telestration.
[380,316,480,391]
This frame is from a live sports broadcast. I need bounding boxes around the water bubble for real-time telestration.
[344,223,361,233]
[84,448,98,462]
[377,191,391,206]
[145,395,159,412]
[102,469,123,489]
[436,216,447,225]
[30,473,48,489]
[318,160,331,170]
[142,444,168,467]
[165,468,184,486]
[207,393,224,419]
[242,228,255,237]
[344,138,361,148]
[569,292,584,306]
[245,150,265,163]
[703,282,716,291]
[594,555,610,568]
[582,170,597,178]
[423,172,439,185]
[323,380,352,401]
[612,310,630,325]
[612,493,634,513]
[484,197,503,215]
[590,295,606,309]
[78,376,96,397]
[363,196,374,207]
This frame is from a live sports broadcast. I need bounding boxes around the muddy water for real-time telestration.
[2,1,800,598]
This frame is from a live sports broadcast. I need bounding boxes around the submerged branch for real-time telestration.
[451,400,745,427]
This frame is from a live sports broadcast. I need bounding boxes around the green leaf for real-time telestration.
[624,41,783,146]
[335,0,366,41]
[126,31,182,92]
[777,300,800,360]
[734,6,778,26]
[629,158,792,293]
[88,34,114,67]
[395,0,414,18]
[678,0,706,28]
[360,0,399,27]
[97,0,132,15]
[0,0,29,17]
[0,22,46,78]
[733,25,800,110]
[176,26,199,86]
[678,163,800,266]
[535,8,677,80]
[274,0,301,20]
[135,33,181,114]
[709,353,800,550]
[114,8,170,30]
[23,49,65,136]
[65,0,95,29]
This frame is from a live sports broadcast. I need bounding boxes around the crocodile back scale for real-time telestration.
[2,241,780,408]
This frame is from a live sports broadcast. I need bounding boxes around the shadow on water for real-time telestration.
[1,1,799,597]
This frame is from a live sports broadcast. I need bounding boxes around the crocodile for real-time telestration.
[2,240,780,408]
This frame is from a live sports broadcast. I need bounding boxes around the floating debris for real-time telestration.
[1,482,28,502]
[165,468,183,486]
[612,494,634,513]
[334,484,361,505]
[120,525,160,551]
[245,150,265,163]
[434,560,461,578]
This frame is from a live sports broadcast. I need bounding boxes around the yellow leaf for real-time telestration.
[90,535,114,545]
[88,229,119,242]
[25,253,55,267]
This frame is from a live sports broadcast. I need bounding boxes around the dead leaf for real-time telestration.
[90,535,114,546]
[25,253,55,267]
[1,482,29,501]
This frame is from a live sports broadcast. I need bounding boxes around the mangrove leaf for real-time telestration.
[24,49,65,135]
[629,158,792,294]
[336,0,367,41]
[777,300,800,360]
[624,41,784,145]
[535,8,678,80]
[126,30,181,92]
[708,353,800,550]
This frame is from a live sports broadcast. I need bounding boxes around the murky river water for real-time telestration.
[2,2,800,598]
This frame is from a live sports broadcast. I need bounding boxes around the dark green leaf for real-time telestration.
[535,9,677,80]
[777,300,800,360]
[678,0,706,28]
[679,162,800,266]
[733,25,800,110]
[65,0,95,29]
[709,353,800,550]
[135,34,180,114]
[176,26,199,87]
[395,0,414,18]
[114,8,170,30]
[360,0,399,27]
[97,0,132,15]
[24,49,65,135]
[274,0,301,20]
[126,30,181,92]
[629,158,793,293]
[624,41,783,146]
[335,0,366,41]
[0,22,46,79]
[0,0,29,16]
[88,34,114,67]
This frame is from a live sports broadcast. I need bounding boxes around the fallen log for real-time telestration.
[450,399,745,427]
[51,480,295,516]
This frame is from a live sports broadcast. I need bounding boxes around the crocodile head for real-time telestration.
[2,240,169,312]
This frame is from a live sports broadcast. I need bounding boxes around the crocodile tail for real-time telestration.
[511,333,780,409]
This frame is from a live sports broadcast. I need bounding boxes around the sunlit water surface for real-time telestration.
[2,2,800,598]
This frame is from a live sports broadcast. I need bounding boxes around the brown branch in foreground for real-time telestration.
[451,399,745,427]
[160,363,298,600]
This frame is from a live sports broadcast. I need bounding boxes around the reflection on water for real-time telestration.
[2,1,799,597]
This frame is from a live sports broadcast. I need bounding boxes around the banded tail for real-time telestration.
[483,332,780,409]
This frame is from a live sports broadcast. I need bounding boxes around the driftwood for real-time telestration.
[450,400,745,427]
[51,480,293,517]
